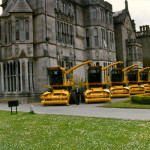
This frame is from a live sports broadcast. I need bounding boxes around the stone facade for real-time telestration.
[0,0,116,100]
[113,0,143,68]
[136,25,150,67]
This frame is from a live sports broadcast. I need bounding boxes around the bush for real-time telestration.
[131,94,150,104]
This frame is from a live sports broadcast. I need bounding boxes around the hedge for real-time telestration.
[131,94,150,104]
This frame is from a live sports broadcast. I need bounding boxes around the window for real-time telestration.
[56,0,58,8]
[128,48,132,60]
[0,20,1,40]
[106,31,109,48]
[28,61,34,92]
[25,19,29,40]
[18,61,21,91]
[133,47,137,60]
[110,32,114,49]
[7,63,10,92]
[3,64,6,92]
[105,12,108,23]
[109,14,112,24]
[86,29,90,47]
[64,24,67,43]
[94,28,98,46]
[57,21,60,42]
[8,21,12,43]
[63,3,66,13]
[20,18,25,41]
[92,8,97,18]
[101,29,106,48]
[138,48,142,61]
[62,23,65,43]
[2,60,35,93]
[13,62,16,91]
[5,21,7,44]
[60,22,63,41]
[101,9,105,21]
[96,62,99,66]
[66,24,69,44]
[57,21,73,45]
[16,20,20,40]
[70,25,73,45]
[16,18,30,41]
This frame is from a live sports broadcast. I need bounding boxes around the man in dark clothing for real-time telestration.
[76,86,80,105]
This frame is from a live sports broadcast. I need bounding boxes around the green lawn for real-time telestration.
[0,111,150,150]
[103,99,150,109]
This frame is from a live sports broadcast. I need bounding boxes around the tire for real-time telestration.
[81,87,86,103]
[70,89,77,104]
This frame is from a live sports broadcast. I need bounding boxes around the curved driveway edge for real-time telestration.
[0,103,150,121]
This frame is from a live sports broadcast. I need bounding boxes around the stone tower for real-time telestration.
[113,0,143,68]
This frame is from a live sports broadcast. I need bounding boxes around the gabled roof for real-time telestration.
[113,10,123,17]
[113,0,131,25]
[9,0,33,13]
[1,0,15,17]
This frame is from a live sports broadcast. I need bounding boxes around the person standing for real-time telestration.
[76,86,80,105]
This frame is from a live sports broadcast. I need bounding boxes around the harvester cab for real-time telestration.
[127,65,145,95]
[82,65,111,104]
[110,68,124,85]
[88,66,102,88]
[138,67,150,92]
[41,60,93,106]
[48,67,64,86]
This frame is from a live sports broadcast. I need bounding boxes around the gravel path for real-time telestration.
[0,98,150,121]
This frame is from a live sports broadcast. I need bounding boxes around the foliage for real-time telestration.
[0,111,150,150]
[131,94,150,104]
[74,76,86,89]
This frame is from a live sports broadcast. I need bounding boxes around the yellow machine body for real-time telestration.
[127,67,145,95]
[85,87,111,103]
[128,84,145,95]
[142,83,150,93]
[41,60,93,106]
[110,85,130,98]
[41,89,70,106]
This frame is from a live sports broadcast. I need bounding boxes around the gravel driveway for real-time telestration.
[0,98,150,121]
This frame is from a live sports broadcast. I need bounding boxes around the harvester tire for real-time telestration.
[81,87,86,103]
[70,89,77,104]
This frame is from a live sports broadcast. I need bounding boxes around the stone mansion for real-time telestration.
[0,0,143,100]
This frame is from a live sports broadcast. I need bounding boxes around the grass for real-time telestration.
[0,111,150,150]
[103,99,150,109]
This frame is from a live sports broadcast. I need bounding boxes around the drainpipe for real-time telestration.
[73,3,76,65]
[45,0,50,68]
[55,0,59,65]
[45,0,49,53]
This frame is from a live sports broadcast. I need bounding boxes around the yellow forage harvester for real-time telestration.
[109,64,139,98]
[127,66,145,95]
[41,60,93,106]
[81,62,123,104]
[138,67,150,93]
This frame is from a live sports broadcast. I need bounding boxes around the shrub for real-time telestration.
[131,94,150,104]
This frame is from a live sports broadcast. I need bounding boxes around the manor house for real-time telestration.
[0,0,142,101]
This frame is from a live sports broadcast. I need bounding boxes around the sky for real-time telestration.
[0,0,149,31]
[107,0,150,31]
